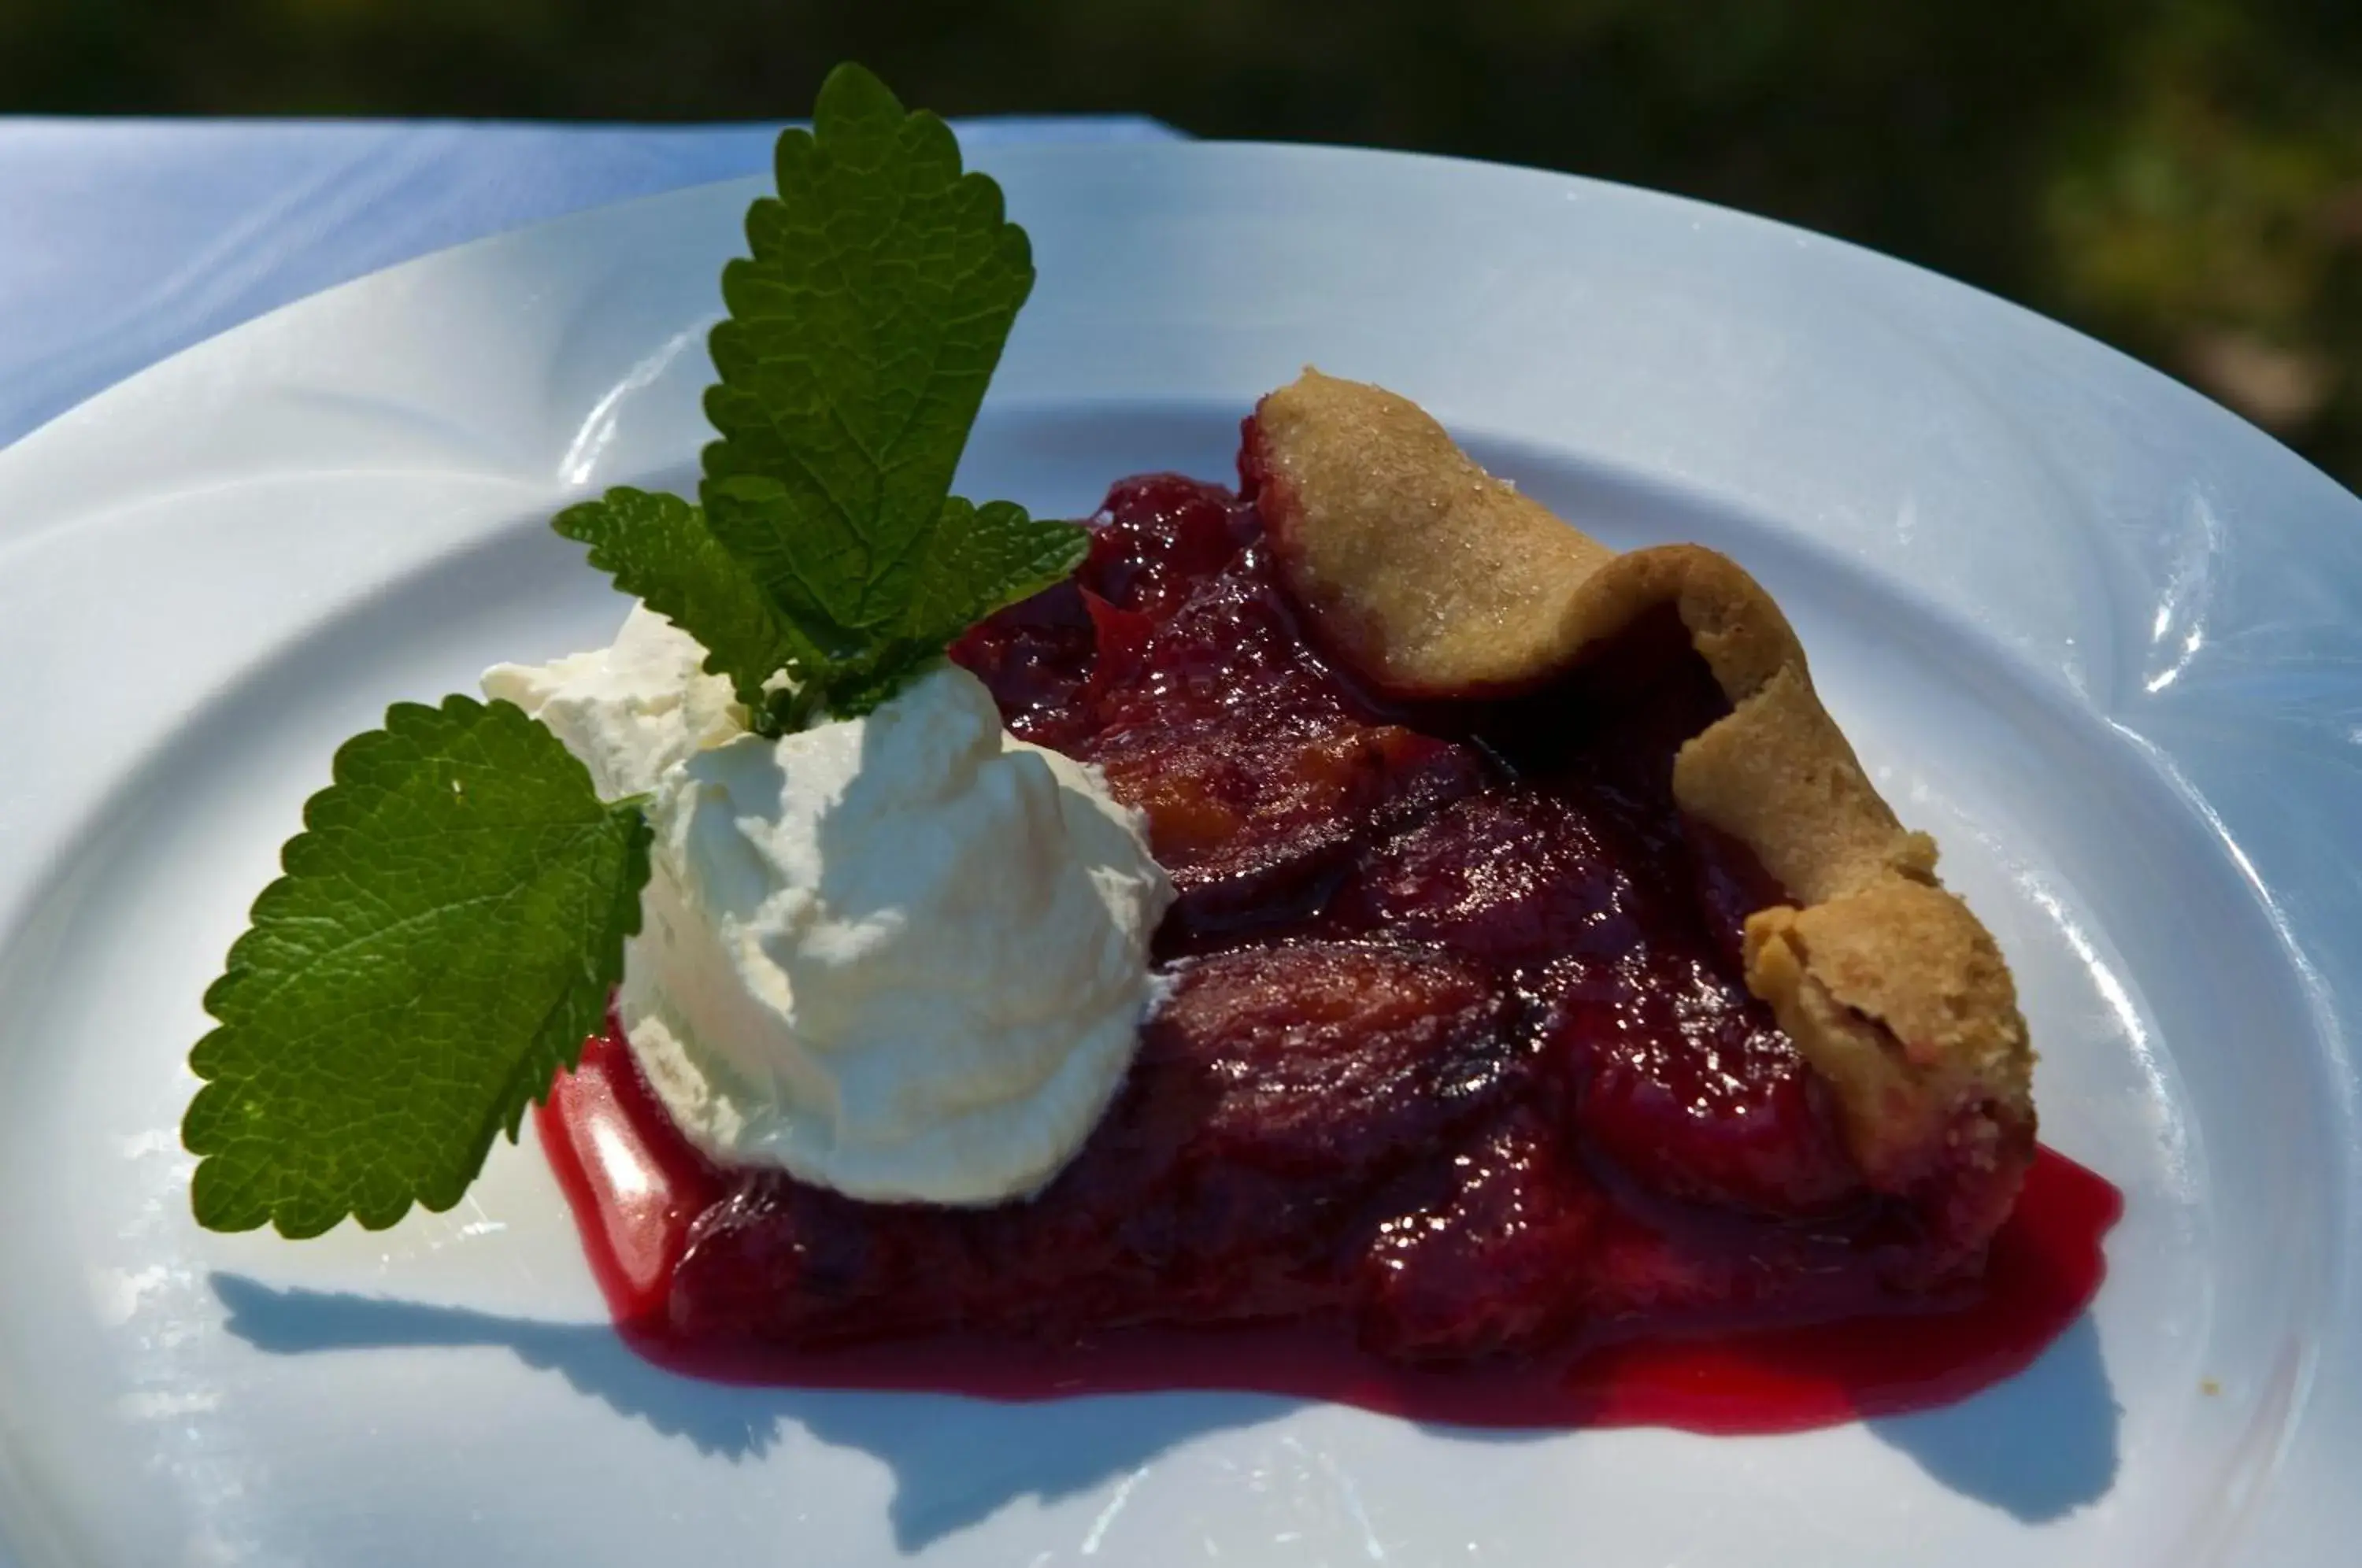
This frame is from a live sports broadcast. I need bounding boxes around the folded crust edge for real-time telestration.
[1246,368,2034,1196]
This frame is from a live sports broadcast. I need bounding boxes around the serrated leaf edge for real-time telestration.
[183,695,651,1238]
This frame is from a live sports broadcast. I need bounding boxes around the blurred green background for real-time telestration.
[9,0,2362,490]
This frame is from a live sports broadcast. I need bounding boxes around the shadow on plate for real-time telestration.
[209,1272,1300,1552]
[213,1273,2122,1534]
[1866,1314,2120,1522]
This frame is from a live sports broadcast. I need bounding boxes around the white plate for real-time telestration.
[0,141,2354,1567]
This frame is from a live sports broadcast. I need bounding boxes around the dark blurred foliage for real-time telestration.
[8,0,2362,486]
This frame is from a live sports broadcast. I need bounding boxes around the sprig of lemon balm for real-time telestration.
[555,63,1087,732]
[183,65,1093,1237]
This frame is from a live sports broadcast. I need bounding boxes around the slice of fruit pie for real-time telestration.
[183,64,2116,1433]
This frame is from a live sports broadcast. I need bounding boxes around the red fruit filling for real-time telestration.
[539,457,2120,1431]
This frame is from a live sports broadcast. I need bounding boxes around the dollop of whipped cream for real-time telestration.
[483,605,1174,1205]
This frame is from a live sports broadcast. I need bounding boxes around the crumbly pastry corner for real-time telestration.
[1246,368,2034,1196]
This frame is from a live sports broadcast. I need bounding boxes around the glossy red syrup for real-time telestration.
[536,460,2122,1433]
[539,1027,2117,1432]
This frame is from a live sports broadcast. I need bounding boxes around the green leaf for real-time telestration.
[819,497,1092,716]
[898,497,1093,650]
[183,697,652,1237]
[553,485,813,721]
[698,61,1087,697]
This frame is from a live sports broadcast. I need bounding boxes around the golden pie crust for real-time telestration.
[1249,369,2034,1196]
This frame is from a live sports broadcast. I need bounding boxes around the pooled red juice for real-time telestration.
[539,1028,2116,1433]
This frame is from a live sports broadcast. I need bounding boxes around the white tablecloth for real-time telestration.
[0,116,1178,450]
